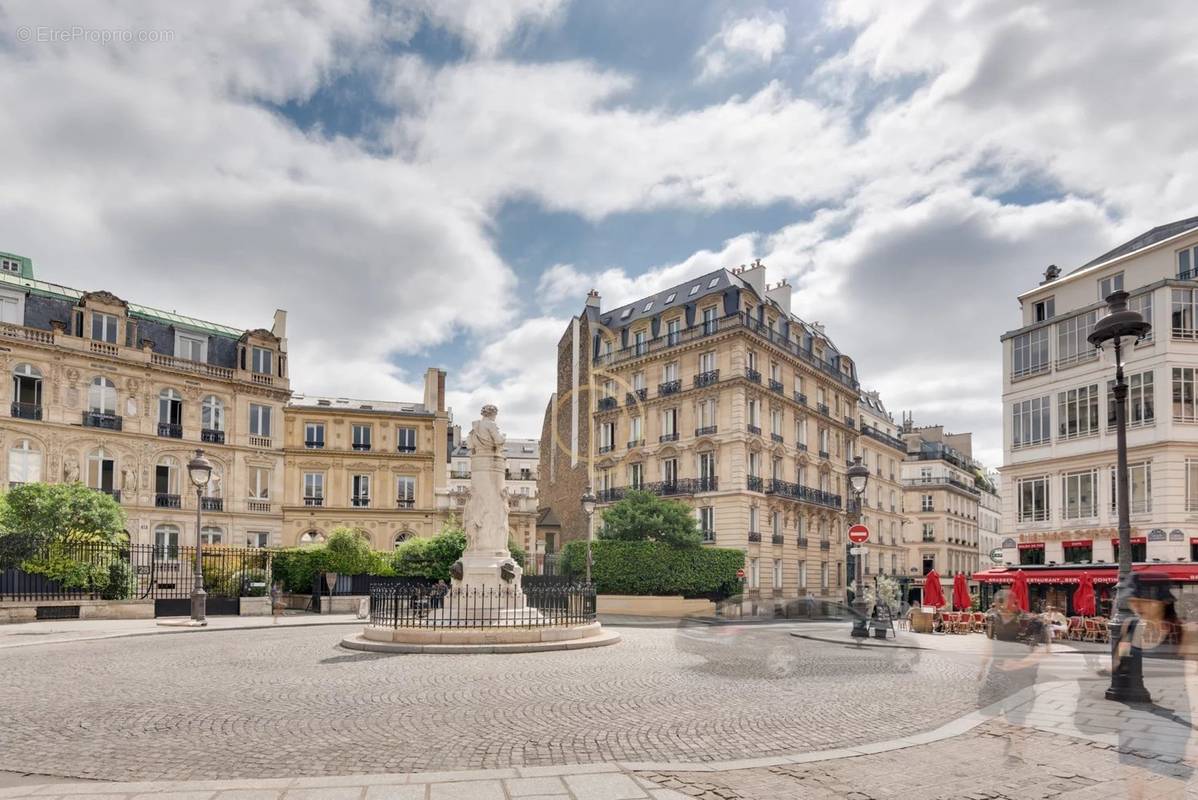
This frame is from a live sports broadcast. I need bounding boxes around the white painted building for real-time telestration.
[999,217,1198,568]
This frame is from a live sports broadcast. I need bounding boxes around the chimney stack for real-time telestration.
[585,289,601,309]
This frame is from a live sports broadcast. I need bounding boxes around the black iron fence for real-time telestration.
[368,582,596,629]
[1,541,271,606]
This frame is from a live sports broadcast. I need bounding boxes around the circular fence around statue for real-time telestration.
[368,583,596,629]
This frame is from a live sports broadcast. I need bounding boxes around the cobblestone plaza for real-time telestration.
[0,624,1005,783]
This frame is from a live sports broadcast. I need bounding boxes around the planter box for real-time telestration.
[597,594,716,618]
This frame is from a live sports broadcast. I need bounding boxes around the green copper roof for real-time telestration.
[0,264,244,338]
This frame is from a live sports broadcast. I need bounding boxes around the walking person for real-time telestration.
[270,581,284,625]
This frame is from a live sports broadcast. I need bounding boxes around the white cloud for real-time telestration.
[696,12,788,82]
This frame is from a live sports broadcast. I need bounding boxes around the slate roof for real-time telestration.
[1074,215,1198,273]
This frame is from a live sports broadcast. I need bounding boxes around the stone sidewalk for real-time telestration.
[0,613,363,649]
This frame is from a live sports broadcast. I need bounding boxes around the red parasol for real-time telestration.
[952,572,972,611]
[1011,569,1030,612]
[1073,571,1096,616]
[922,569,946,608]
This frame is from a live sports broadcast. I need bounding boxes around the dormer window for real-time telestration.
[251,346,273,375]
[91,312,118,344]
[176,332,207,363]
[643,301,653,312]
[689,284,700,296]
[1033,297,1055,322]
[664,292,676,304]
[0,258,19,274]
[620,307,632,320]
[707,277,719,288]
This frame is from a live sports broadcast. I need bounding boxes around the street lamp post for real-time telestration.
[847,455,870,638]
[187,448,213,626]
[1087,290,1151,703]
[581,488,597,585]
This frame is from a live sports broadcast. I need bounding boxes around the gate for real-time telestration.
[130,544,270,617]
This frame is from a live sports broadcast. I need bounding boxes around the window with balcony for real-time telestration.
[397,426,417,452]
[771,408,783,438]
[661,407,678,440]
[1179,245,1198,278]
[662,458,678,485]
[628,462,643,490]
[89,376,117,414]
[747,398,760,431]
[1098,272,1123,300]
[598,421,615,452]
[303,472,324,506]
[1018,476,1050,522]
[199,395,224,443]
[1012,396,1051,448]
[666,318,680,346]
[397,476,416,508]
[7,439,41,487]
[158,389,183,438]
[304,422,325,449]
[1062,469,1097,520]
[85,446,117,498]
[352,424,372,451]
[1011,328,1049,378]
[155,456,180,507]
[1110,461,1151,515]
[91,312,118,344]
[702,306,718,334]
[1172,288,1198,339]
[351,474,371,507]
[248,467,271,502]
[251,346,273,375]
[11,363,42,420]
[698,451,715,482]
[249,404,272,438]
[1057,384,1099,439]
[629,415,642,444]
[699,350,716,374]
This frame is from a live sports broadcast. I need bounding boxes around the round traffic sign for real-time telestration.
[848,524,869,544]
[736,568,746,579]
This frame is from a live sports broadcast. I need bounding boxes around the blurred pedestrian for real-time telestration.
[270,582,283,625]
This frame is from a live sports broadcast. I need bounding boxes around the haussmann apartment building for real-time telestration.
[282,368,450,550]
[1000,216,1198,568]
[538,260,862,603]
[0,250,290,550]
[854,390,910,584]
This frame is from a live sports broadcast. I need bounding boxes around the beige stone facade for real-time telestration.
[855,391,910,582]
[540,262,862,601]
[281,369,449,549]
[900,423,989,599]
[0,256,290,549]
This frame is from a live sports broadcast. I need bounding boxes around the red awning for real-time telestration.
[1062,540,1092,547]
[973,563,1198,585]
[1017,542,1045,550]
[1111,537,1147,545]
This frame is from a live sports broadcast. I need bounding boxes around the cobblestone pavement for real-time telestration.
[0,623,1001,782]
[644,721,1198,799]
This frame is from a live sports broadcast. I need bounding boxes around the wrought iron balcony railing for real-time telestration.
[201,497,223,512]
[768,379,784,393]
[626,388,647,405]
[747,475,763,492]
[598,444,615,454]
[597,396,618,411]
[155,493,181,509]
[304,496,324,507]
[11,402,41,420]
[745,367,761,383]
[658,379,682,396]
[659,432,679,443]
[771,533,785,545]
[158,422,182,439]
[771,433,784,443]
[748,531,762,543]
[794,391,807,405]
[83,411,122,431]
[747,424,761,435]
[627,439,645,449]
[764,479,843,510]
[860,424,906,452]
[817,403,830,416]
[702,529,716,543]
[693,370,720,388]
[201,428,225,444]
[695,425,718,436]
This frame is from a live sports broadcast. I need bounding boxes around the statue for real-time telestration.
[121,464,137,491]
[64,460,79,483]
[462,405,510,554]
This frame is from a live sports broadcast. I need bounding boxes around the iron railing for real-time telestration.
[155,493,181,509]
[745,367,761,383]
[82,411,121,430]
[626,389,647,405]
[368,583,596,629]
[694,370,719,388]
[764,479,842,510]
[201,497,223,512]
[748,531,762,542]
[769,379,784,393]
[794,391,807,405]
[860,424,906,452]
[597,397,617,411]
[11,402,41,420]
[595,477,717,503]
[695,425,718,436]
[659,380,682,396]
[201,428,225,444]
[158,422,182,438]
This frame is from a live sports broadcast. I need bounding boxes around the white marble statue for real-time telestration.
[463,404,510,554]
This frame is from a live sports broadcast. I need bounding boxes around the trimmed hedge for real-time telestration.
[561,539,743,599]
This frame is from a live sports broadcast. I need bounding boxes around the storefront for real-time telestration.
[973,562,1198,616]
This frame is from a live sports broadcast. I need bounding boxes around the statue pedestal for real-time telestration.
[448,552,544,625]
[455,551,523,593]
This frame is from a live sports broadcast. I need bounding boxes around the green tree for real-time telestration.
[597,490,701,547]
[0,482,126,567]
[391,528,467,581]
[508,537,526,569]
[321,527,374,575]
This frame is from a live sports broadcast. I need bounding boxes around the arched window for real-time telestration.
[86,447,116,494]
[88,376,116,414]
[201,395,224,433]
[394,530,413,548]
[155,455,179,500]
[7,438,41,486]
[299,530,325,547]
[11,364,42,418]
[200,525,223,546]
[154,523,180,560]
[158,389,183,436]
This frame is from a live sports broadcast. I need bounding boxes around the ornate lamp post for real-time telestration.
[187,448,213,626]
[581,488,597,585]
[847,455,870,638]
[1087,291,1151,702]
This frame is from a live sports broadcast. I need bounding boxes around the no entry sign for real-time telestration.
[848,524,870,544]
[736,568,746,579]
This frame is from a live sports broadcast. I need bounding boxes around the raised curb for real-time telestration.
[790,631,929,651]
[339,628,622,654]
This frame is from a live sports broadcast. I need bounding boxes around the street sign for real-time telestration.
[736,568,746,579]
[989,547,1003,563]
[848,524,870,544]
[850,546,869,555]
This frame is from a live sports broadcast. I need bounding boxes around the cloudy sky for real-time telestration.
[2,0,1197,468]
